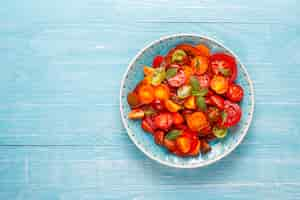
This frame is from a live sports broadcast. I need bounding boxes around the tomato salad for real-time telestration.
[127,43,244,157]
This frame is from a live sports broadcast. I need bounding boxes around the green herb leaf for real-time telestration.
[165,129,182,140]
[190,76,200,91]
[196,96,207,111]
[221,111,228,123]
[212,127,228,138]
[151,68,166,86]
[177,85,192,99]
[191,88,208,97]
[218,67,231,76]
[165,68,178,79]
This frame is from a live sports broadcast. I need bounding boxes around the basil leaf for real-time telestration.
[166,68,178,79]
[219,67,231,77]
[191,88,208,97]
[190,76,200,91]
[165,129,182,140]
[196,96,207,111]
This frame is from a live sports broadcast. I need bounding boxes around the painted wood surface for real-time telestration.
[0,0,299,199]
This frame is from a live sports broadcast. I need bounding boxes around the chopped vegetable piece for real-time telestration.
[138,84,155,104]
[167,70,186,87]
[151,99,165,111]
[151,68,166,86]
[220,100,242,127]
[189,139,201,156]
[152,55,164,68]
[210,53,237,83]
[127,92,140,108]
[154,84,170,100]
[164,138,177,151]
[210,95,225,110]
[154,130,165,145]
[154,112,173,130]
[212,127,228,138]
[165,99,182,112]
[165,129,182,140]
[176,136,192,154]
[177,85,192,99]
[210,75,229,94]
[186,112,208,132]
[184,96,197,110]
[141,117,156,133]
[172,49,187,63]
[207,107,221,122]
[183,66,194,84]
[197,74,210,88]
[172,112,184,125]
[226,84,244,102]
[191,56,208,75]
[128,109,144,119]
[143,66,155,77]
[195,44,210,57]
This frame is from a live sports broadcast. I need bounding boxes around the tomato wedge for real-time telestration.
[191,56,208,75]
[210,75,229,94]
[210,95,225,110]
[227,84,244,102]
[210,53,237,83]
[154,112,173,130]
[197,74,210,88]
[167,70,186,88]
[221,100,242,127]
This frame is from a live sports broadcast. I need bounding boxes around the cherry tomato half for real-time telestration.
[167,70,186,88]
[154,112,173,131]
[227,84,244,102]
[152,55,164,68]
[191,56,208,75]
[210,95,225,110]
[210,75,229,94]
[197,74,210,88]
[210,53,237,83]
[221,100,242,128]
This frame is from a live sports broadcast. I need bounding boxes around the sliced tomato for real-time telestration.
[227,84,244,102]
[141,116,156,133]
[206,106,221,123]
[200,140,211,154]
[221,100,242,127]
[186,112,208,132]
[176,135,192,154]
[210,53,237,83]
[152,55,164,68]
[197,74,210,88]
[188,139,201,156]
[154,112,173,131]
[210,75,229,94]
[210,95,225,110]
[172,112,184,125]
[165,99,182,113]
[137,84,155,104]
[175,44,203,57]
[163,138,177,152]
[154,84,170,100]
[151,99,165,111]
[195,44,210,57]
[167,70,186,88]
[191,56,208,75]
[154,130,165,145]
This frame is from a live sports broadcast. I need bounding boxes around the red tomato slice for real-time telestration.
[197,74,210,88]
[210,95,225,110]
[221,100,242,127]
[152,55,164,68]
[210,53,237,83]
[226,84,244,102]
[167,70,186,88]
[154,112,173,131]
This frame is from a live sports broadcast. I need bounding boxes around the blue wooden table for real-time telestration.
[1,1,300,199]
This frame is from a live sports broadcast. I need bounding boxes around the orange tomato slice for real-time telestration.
[176,136,192,154]
[154,84,170,100]
[183,65,194,84]
[191,56,208,75]
[165,99,182,112]
[210,75,229,94]
[143,66,155,77]
[195,44,210,57]
[184,96,197,110]
[186,111,208,132]
[138,84,155,104]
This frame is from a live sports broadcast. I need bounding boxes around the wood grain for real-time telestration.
[0,0,299,199]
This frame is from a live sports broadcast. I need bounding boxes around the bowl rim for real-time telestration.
[120,33,255,168]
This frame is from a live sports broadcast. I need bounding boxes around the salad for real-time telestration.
[127,43,244,157]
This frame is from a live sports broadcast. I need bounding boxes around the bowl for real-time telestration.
[120,34,254,168]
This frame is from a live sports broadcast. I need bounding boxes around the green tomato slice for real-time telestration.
[212,127,228,138]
